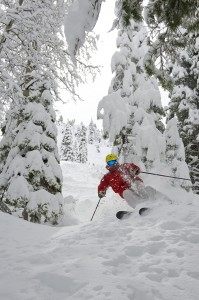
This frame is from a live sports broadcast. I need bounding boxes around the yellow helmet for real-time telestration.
[106,154,118,163]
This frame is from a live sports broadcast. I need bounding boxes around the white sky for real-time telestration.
[56,0,117,127]
[56,0,169,128]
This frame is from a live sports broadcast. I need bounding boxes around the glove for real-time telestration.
[130,167,140,175]
[98,191,106,199]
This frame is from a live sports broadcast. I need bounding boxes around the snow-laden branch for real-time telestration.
[97,91,131,142]
[64,0,104,61]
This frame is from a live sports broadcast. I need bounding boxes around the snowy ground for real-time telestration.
[1,147,199,300]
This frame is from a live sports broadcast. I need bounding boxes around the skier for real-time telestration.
[98,154,149,210]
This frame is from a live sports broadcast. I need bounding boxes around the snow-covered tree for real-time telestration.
[75,124,82,139]
[73,140,79,163]
[65,0,198,87]
[57,115,64,125]
[0,0,96,222]
[0,105,4,129]
[168,35,199,194]
[88,119,95,144]
[0,103,17,174]
[98,3,165,171]
[164,118,191,191]
[61,122,74,162]
[78,123,88,163]
[144,0,198,87]
[88,119,100,144]
[95,128,102,144]
[0,92,63,224]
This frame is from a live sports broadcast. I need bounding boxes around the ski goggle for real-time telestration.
[107,160,118,166]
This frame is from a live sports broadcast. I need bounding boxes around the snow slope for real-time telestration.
[1,154,199,300]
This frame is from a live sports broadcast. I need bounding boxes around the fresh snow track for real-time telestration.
[1,161,199,300]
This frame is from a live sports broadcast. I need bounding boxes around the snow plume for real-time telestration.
[64,0,104,59]
[97,91,131,142]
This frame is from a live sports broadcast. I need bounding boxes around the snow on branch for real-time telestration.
[97,91,131,142]
[64,0,104,60]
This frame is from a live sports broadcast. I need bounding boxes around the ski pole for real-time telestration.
[140,171,192,181]
[90,198,101,221]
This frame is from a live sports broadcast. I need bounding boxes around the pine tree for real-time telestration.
[88,119,96,144]
[164,118,191,191]
[73,140,79,162]
[98,3,165,171]
[78,123,88,163]
[95,129,102,144]
[0,1,67,222]
[145,0,198,32]
[0,103,18,174]
[144,0,198,87]
[61,122,74,162]
[0,91,64,224]
[0,0,96,222]
[168,34,199,194]
[65,0,198,87]
[57,115,64,125]
[88,119,100,145]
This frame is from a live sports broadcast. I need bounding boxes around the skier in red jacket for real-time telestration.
[98,154,148,209]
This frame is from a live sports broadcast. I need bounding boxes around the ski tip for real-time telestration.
[116,211,133,220]
[116,211,125,219]
[139,207,149,216]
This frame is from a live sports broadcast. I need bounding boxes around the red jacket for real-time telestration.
[98,163,142,198]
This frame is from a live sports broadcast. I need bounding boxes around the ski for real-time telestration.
[116,210,133,220]
[116,207,150,219]
[139,207,150,215]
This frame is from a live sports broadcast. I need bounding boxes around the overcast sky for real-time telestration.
[56,0,169,127]
[56,0,117,127]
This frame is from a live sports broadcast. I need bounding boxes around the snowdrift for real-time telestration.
[1,199,199,300]
[1,161,199,300]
